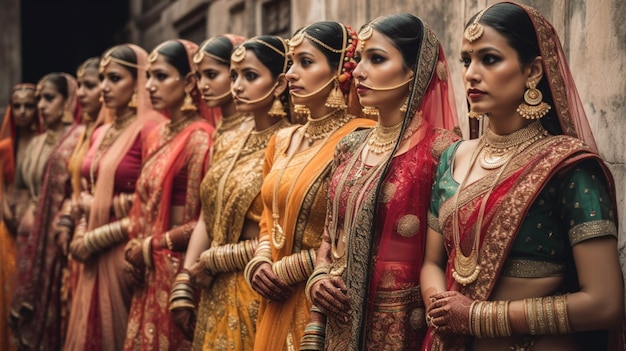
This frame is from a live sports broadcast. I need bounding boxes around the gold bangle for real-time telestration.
[554,294,571,334]
[165,232,174,251]
[142,236,153,269]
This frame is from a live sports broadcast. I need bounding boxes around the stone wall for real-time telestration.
[127,0,626,273]
[0,0,21,119]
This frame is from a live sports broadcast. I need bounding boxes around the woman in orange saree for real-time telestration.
[118,39,216,351]
[65,44,165,351]
[10,72,83,350]
[305,14,460,351]
[245,21,375,351]
[180,35,291,351]
[421,3,623,351]
[0,83,40,351]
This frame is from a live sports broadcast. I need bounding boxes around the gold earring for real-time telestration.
[362,106,380,118]
[517,80,551,119]
[268,97,286,118]
[180,91,197,112]
[128,91,138,108]
[400,97,409,113]
[293,104,310,117]
[325,79,347,109]
[62,111,74,124]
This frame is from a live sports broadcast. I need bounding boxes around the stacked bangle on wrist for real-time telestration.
[305,263,330,303]
[201,238,258,275]
[244,237,273,287]
[524,295,570,335]
[300,319,326,350]
[169,270,195,311]
[82,218,129,254]
[272,248,316,286]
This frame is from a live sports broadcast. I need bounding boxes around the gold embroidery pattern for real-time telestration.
[427,212,441,233]
[396,214,420,237]
[569,219,617,245]
[501,258,565,278]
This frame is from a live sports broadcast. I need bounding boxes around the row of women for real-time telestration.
[0,2,622,351]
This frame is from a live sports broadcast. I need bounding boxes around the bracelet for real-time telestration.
[142,236,153,269]
[469,300,512,338]
[524,295,571,335]
[244,255,273,288]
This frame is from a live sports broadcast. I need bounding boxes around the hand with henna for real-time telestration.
[427,290,474,336]
[310,276,350,321]
[250,262,293,302]
[171,306,196,341]
[124,239,146,285]
[188,258,214,289]
[69,237,92,262]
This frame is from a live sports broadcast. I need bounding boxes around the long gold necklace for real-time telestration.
[479,120,546,169]
[328,137,389,275]
[271,109,351,249]
[451,121,548,286]
[89,111,136,194]
[303,109,351,146]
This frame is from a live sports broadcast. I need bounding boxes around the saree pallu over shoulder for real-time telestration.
[123,120,214,351]
[427,135,618,351]
[0,141,17,351]
[254,118,375,351]
[328,125,458,351]
[10,124,83,351]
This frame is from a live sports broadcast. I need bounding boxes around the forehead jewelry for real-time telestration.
[464,7,489,42]
[193,37,229,64]
[148,41,170,63]
[100,48,141,73]
[231,45,246,63]
[357,24,373,53]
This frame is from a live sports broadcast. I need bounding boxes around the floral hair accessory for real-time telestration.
[231,45,246,63]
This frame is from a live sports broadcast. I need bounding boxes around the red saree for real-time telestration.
[123,120,214,351]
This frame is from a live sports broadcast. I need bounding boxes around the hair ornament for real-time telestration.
[231,45,246,63]
[357,25,373,53]
[148,41,171,63]
[100,48,141,73]
[194,37,229,64]
[464,6,490,42]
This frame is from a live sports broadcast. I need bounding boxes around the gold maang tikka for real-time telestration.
[464,6,490,42]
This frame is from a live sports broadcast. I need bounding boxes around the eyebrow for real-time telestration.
[363,47,389,55]
[461,47,502,55]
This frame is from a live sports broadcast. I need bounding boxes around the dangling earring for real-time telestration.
[362,106,380,118]
[468,111,484,120]
[399,97,409,113]
[517,80,551,119]
[293,104,310,120]
[325,79,347,109]
[180,91,197,112]
[61,111,74,124]
[128,90,138,108]
[268,97,286,118]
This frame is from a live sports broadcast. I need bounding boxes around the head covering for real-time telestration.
[88,44,165,231]
[0,83,40,184]
[512,2,597,151]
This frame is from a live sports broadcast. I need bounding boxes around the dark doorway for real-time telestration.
[21,0,130,84]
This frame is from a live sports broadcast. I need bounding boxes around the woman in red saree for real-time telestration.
[10,72,83,350]
[0,83,41,351]
[421,2,623,351]
[305,14,460,351]
[120,39,216,351]
[65,44,165,351]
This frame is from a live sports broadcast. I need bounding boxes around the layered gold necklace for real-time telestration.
[451,120,548,286]
[367,113,422,155]
[479,120,547,169]
[303,109,351,146]
[271,109,351,249]
[218,113,247,132]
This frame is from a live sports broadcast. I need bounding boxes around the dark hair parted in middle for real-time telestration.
[369,13,424,70]
[153,40,192,76]
[240,35,290,78]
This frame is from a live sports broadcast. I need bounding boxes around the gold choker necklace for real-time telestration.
[219,113,247,132]
[166,115,199,137]
[480,120,547,169]
[367,113,423,155]
[112,111,136,130]
[241,119,290,156]
[368,121,402,154]
[304,109,351,146]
